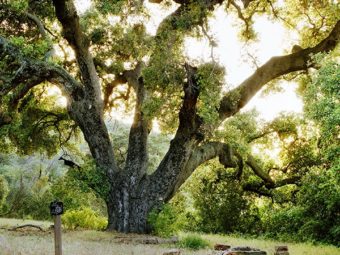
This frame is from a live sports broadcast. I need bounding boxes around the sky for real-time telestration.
[73,0,303,122]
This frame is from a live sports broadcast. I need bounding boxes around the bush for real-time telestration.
[189,166,256,233]
[263,168,340,245]
[0,176,9,208]
[62,207,107,230]
[148,204,179,237]
[178,234,210,250]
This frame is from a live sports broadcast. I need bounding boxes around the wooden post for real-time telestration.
[53,215,62,255]
[50,200,63,255]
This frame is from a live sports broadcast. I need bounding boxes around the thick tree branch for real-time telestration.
[25,12,48,39]
[52,0,102,106]
[0,36,82,100]
[103,76,127,109]
[245,155,274,186]
[51,1,120,180]
[219,20,340,121]
[173,141,240,193]
[147,63,203,202]
[25,12,55,60]
[243,174,300,198]
[177,63,203,139]
[245,155,302,190]
[0,35,84,134]
[124,63,151,184]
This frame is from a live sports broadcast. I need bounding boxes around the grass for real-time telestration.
[202,233,340,255]
[0,218,339,255]
[178,233,210,250]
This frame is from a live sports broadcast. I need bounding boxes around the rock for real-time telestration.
[274,246,289,255]
[222,246,267,255]
[214,244,231,251]
[231,246,256,251]
[275,246,288,251]
[142,237,158,244]
[223,252,266,255]
[163,249,181,255]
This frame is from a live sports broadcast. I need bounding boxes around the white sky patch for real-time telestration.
[46,86,68,107]
[244,85,303,121]
[74,0,92,14]
[144,1,179,35]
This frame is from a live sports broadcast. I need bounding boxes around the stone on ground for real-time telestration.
[221,246,267,255]
[274,246,289,255]
[163,248,181,255]
[214,243,231,251]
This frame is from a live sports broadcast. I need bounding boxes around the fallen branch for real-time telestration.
[9,224,45,232]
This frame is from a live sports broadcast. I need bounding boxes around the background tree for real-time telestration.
[0,0,339,233]
[261,56,340,245]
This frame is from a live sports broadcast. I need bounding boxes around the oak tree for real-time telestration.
[0,0,339,232]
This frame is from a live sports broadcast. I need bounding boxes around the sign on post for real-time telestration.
[50,201,64,216]
[50,200,63,255]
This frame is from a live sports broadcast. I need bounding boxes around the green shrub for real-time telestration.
[148,204,179,237]
[62,207,107,230]
[189,166,256,233]
[178,234,210,250]
[0,176,9,208]
[263,168,340,245]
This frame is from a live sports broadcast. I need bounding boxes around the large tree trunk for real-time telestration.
[106,183,154,233]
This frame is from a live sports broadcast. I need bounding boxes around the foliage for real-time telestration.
[214,110,259,154]
[3,176,53,220]
[183,161,261,234]
[196,63,225,123]
[147,196,193,237]
[296,168,340,244]
[9,36,50,59]
[177,233,210,250]
[50,176,104,213]
[0,176,9,208]
[67,159,110,200]
[263,168,340,245]
[148,203,179,237]
[0,89,76,156]
[0,153,106,224]
[261,58,340,245]
[62,207,107,230]
[302,57,340,163]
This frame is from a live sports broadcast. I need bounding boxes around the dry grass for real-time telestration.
[0,218,339,255]
[202,234,340,255]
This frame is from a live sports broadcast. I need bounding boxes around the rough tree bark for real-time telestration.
[0,0,339,233]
